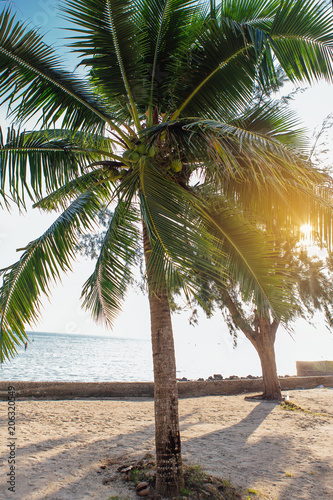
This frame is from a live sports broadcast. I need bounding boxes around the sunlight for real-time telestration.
[300,223,312,242]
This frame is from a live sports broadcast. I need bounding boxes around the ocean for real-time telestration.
[0,329,266,383]
[0,323,331,382]
[0,332,155,382]
[0,329,287,383]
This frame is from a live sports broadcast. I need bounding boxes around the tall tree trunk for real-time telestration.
[221,291,281,400]
[142,221,184,497]
[250,317,281,401]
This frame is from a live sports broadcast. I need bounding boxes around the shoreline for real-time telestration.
[1,375,332,400]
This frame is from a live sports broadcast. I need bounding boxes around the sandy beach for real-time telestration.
[0,388,332,500]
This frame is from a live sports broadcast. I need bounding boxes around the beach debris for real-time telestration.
[103,455,243,499]
[202,482,224,499]
[316,384,325,388]
[117,464,136,473]
[136,481,150,496]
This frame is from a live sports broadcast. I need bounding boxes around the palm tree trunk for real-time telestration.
[251,318,281,400]
[142,221,184,497]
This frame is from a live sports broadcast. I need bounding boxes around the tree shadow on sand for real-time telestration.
[0,399,212,500]
[180,399,332,499]
[0,397,331,499]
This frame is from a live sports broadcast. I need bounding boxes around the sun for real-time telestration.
[300,223,312,241]
[299,224,320,254]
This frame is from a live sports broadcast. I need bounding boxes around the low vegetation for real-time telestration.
[102,454,244,499]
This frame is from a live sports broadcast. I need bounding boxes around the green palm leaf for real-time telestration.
[137,0,199,122]
[139,158,294,316]
[142,116,314,186]
[270,0,333,83]
[171,0,333,120]
[0,191,101,361]
[33,166,124,211]
[0,8,118,132]
[231,98,306,148]
[171,18,261,120]
[218,0,278,25]
[203,202,289,316]
[0,127,124,206]
[138,159,227,306]
[81,201,140,325]
[64,0,146,128]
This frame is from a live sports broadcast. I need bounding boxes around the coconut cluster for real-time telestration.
[122,143,183,173]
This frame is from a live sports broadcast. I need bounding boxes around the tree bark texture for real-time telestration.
[221,290,281,400]
[250,317,282,400]
[142,221,184,497]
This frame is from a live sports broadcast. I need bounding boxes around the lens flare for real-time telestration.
[300,223,312,240]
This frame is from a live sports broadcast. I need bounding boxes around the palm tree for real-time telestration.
[1,0,333,495]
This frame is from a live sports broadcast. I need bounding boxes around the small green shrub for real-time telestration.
[184,464,206,489]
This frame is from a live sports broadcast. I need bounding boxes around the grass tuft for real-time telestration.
[284,471,295,478]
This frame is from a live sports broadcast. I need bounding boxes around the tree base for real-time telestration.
[102,454,245,499]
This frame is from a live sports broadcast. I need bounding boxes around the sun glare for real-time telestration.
[300,223,312,241]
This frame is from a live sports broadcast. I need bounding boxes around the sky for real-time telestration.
[0,0,333,377]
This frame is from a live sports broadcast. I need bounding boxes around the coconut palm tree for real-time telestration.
[1,0,333,495]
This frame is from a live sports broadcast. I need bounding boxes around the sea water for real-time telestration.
[0,332,154,382]
[0,330,265,382]
[1,323,324,382]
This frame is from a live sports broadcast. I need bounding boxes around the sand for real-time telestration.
[0,388,332,500]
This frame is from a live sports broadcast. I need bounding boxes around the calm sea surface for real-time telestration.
[0,332,154,382]
[2,325,327,382]
[0,330,266,382]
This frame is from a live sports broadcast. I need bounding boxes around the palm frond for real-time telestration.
[0,191,101,362]
[141,117,316,186]
[0,8,116,132]
[136,0,199,121]
[0,127,123,206]
[139,158,293,317]
[189,117,333,249]
[270,0,333,83]
[64,0,146,127]
[33,167,124,211]
[170,0,333,120]
[203,202,291,316]
[231,99,307,149]
[218,0,278,25]
[81,201,140,325]
[139,159,221,291]
[170,18,260,120]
